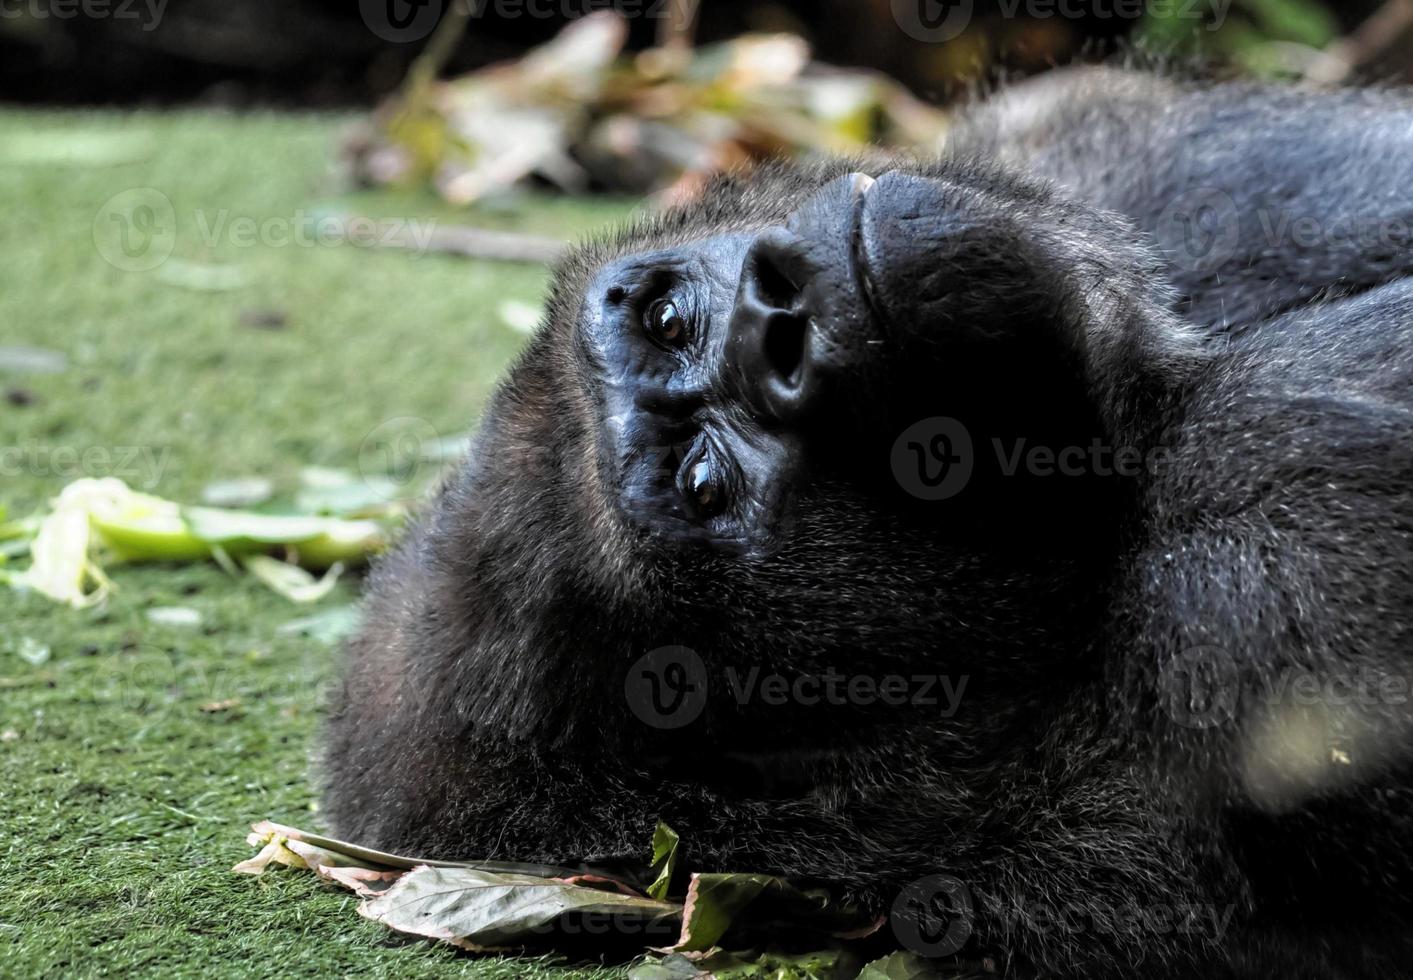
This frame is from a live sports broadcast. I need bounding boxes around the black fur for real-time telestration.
[323,70,1413,978]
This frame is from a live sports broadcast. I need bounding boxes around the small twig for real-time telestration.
[328,214,566,264]
[656,0,700,51]
[404,0,474,94]
[410,224,566,264]
[1303,0,1413,84]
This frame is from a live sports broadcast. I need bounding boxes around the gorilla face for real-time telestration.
[489,159,1171,770]
[577,173,890,558]
[580,225,804,555]
[576,167,1112,565]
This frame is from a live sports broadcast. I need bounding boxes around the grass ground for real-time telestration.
[0,109,635,978]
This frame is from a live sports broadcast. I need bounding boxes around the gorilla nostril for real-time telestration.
[745,240,811,390]
[764,313,807,388]
[752,245,801,311]
[729,229,827,421]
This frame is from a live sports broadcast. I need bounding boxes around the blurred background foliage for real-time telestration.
[1,0,1407,110]
[5,0,1403,207]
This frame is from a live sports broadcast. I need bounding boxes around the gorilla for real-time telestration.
[323,70,1413,978]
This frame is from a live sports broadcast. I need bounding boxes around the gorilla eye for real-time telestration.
[646,297,688,348]
[680,446,727,519]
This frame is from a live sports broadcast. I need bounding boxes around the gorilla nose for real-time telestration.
[726,172,877,423]
[727,228,817,422]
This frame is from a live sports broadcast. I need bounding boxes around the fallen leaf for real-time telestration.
[498,300,544,335]
[6,479,389,608]
[358,865,680,950]
[295,467,400,516]
[241,555,344,604]
[632,948,862,980]
[276,605,362,646]
[0,131,150,166]
[9,480,116,606]
[234,820,875,965]
[236,820,591,877]
[648,821,681,900]
[675,874,773,952]
[675,874,872,952]
[156,259,249,292]
[856,951,945,979]
[201,477,275,508]
[184,507,384,569]
[321,865,405,898]
[8,637,51,667]
[146,606,203,628]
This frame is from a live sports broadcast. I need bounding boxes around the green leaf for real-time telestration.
[358,866,680,950]
[632,948,861,980]
[648,822,681,900]
[675,874,773,951]
[856,951,945,980]
[294,466,403,515]
[240,555,344,604]
[0,345,69,375]
[200,477,275,508]
[235,820,591,877]
[675,874,875,952]
[10,480,118,606]
[155,259,249,292]
[145,606,203,628]
[182,507,346,545]
[276,605,362,646]
[5,637,51,667]
[0,131,150,167]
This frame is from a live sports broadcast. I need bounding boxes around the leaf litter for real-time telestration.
[1,466,417,608]
[234,820,945,979]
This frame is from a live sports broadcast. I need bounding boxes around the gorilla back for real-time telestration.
[324,72,1413,978]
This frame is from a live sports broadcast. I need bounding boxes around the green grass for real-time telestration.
[0,108,636,978]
